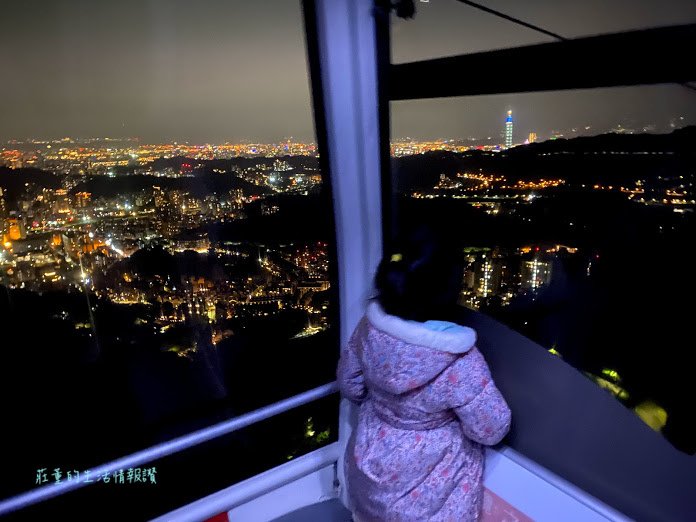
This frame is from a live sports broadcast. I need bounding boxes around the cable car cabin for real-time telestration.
[0,0,695,520]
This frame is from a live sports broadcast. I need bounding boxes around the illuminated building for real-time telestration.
[0,188,7,238]
[505,110,514,149]
[521,258,552,290]
[273,159,292,171]
[75,192,92,208]
[52,189,71,214]
[153,186,166,208]
[464,267,476,290]
[81,236,106,254]
[0,188,7,220]
[474,257,502,298]
[6,218,26,241]
[153,186,181,238]
[297,280,331,299]
[528,132,537,143]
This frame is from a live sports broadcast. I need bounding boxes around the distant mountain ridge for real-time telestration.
[392,125,696,192]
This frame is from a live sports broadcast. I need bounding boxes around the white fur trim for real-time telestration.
[366,301,476,354]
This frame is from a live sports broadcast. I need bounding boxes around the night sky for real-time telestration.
[1,0,695,143]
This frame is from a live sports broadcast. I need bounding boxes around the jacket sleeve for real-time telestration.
[447,347,511,445]
[336,318,367,404]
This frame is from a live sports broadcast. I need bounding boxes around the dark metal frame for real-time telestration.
[374,0,395,248]
[390,23,696,100]
[302,0,342,355]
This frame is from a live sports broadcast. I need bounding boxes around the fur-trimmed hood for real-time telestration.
[366,301,476,353]
[355,301,477,395]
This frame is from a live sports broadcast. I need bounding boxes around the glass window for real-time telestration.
[0,0,338,514]
[392,0,696,63]
[390,84,696,453]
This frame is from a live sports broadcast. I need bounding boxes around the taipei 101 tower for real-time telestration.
[505,110,513,148]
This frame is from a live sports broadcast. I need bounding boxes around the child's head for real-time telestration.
[373,224,463,322]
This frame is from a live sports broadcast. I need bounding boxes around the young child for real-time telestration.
[337,226,511,521]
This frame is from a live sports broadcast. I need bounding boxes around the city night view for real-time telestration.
[1,0,696,520]
[392,114,695,433]
[0,134,342,517]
